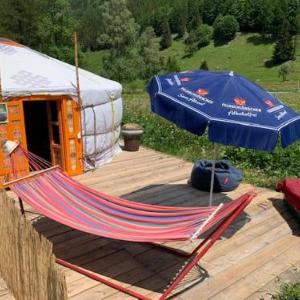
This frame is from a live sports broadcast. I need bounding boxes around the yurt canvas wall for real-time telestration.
[0,38,122,181]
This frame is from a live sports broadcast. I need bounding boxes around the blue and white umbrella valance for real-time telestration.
[148,70,300,151]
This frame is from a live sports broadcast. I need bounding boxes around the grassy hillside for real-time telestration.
[82,33,300,92]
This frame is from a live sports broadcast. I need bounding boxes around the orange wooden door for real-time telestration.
[47,101,65,169]
[61,97,83,176]
[0,100,28,183]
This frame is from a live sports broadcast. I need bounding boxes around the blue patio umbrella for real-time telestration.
[148,70,300,204]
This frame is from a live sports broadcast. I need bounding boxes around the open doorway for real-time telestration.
[23,101,51,161]
[23,100,63,167]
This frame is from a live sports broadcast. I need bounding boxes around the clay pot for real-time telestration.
[122,123,144,152]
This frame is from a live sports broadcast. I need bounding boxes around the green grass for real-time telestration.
[83,33,300,188]
[272,282,300,300]
[82,50,107,75]
[160,33,300,91]
[83,33,300,91]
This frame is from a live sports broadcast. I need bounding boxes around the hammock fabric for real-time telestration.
[5,146,257,300]
[7,147,256,243]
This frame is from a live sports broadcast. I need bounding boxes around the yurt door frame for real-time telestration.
[0,96,83,183]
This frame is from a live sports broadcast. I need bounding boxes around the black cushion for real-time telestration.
[190,160,243,192]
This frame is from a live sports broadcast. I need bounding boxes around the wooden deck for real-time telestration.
[2,146,300,300]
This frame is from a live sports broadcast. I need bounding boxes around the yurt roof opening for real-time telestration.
[0,38,123,183]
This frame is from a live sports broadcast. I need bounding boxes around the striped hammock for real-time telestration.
[6,147,256,242]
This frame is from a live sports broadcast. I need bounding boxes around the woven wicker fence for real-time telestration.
[0,191,67,300]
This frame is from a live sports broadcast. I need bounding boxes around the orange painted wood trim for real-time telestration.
[0,96,84,178]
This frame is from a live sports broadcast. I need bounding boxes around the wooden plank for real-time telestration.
[86,162,190,189]
[246,260,300,300]
[104,264,187,300]
[203,206,291,262]
[182,232,300,299]
[82,153,180,173]
[202,218,298,275]
[68,248,184,299]
[211,242,300,300]
[122,212,297,299]
[156,188,279,253]
[80,157,186,187]
[92,168,192,197]
[0,279,11,298]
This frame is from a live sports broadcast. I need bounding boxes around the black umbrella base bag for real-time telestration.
[191,160,243,192]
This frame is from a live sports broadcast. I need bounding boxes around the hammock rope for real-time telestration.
[7,146,256,242]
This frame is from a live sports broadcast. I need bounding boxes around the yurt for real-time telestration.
[0,38,122,183]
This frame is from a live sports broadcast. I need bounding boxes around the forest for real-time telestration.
[0,0,299,83]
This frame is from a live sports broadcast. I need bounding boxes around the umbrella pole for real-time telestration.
[209,143,217,206]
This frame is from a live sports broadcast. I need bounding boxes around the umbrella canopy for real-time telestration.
[148,70,300,151]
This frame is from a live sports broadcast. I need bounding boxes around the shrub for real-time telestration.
[184,43,198,57]
[200,60,209,70]
[213,15,239,43]
[185,30,197,45]
[272,282,300,300]
[196,24,213,48]
[102,52,144,82]
[278,62,294,81]
[165,56,181,72]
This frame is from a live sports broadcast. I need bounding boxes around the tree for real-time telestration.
[273,20,296,63]
[160,18,172,49]
[38,0,75,63]
[102,52,144,82]
[186,0,202,32]
[184,43,198,57]
[222,0,255,32]
[138,27,161,79]
[97,0,140,56]
[0,0,75,63]
[76,1,105,51]
[184,30,198,57]
[196,24,213,48]
[251,0,274,34]
[213,15,239,43]
[169,1,187,38]
[165,56,181,72]
[278,62,293,81]
[185,30,198,45]
[200,60,209,70]
[98,0,141,82]
[100,1,161,82]
[202,0,223,25]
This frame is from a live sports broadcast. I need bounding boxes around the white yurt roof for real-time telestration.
[0,38,123,170]
[0,38,122,106]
